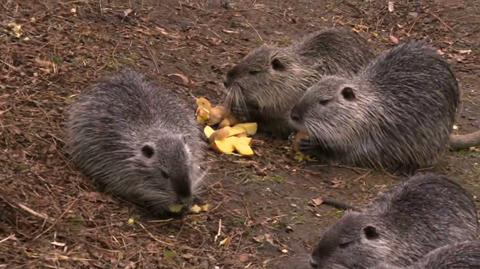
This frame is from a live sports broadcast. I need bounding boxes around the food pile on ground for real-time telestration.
[195,97,257,156]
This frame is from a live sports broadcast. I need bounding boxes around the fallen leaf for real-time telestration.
[388,1,394,12]
[7,22,22,38]
[238,253,249,263]
[167,73,190,85]
[389,34,399,44]
[310,197,324,207]
[123,8,133,17]
[182,253,194,259]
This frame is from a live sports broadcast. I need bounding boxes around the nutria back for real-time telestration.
[291,41,459,172]
[66,69,205,216]
[309,173,478,269]
[374,241,480,269]
[224,27,375,137]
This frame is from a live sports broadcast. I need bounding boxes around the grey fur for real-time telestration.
[291,41,459,172]
[309,173,478,269]
[66,69,206,216]
[374,241,480,269]
[223,27,375,137]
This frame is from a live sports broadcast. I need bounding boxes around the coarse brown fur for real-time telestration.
[291,41,459,173]
[309,173,478,269]
[224,27,375,137]
[66,69,206,216]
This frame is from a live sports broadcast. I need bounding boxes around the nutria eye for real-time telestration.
[341,87,356,101]
[364,226,379,240]
[271,58,285,71]
[160,169,169,179]
[318,99,330,105]
[249,70,261,75]
[141,145,154,158]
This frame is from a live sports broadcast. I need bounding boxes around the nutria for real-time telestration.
[66,69,206,216]
[309,173,478,269]
[223,27,375,137]
[290,40,462,172]
[374,241,480,269]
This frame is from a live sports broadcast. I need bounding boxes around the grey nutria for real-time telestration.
[66,69,206,216]
[223,27,375,137]
[374,241,480,269]
[309,173,478,269]
[290,41,464,173]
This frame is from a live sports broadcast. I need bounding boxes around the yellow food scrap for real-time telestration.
[197,97,256,156]
[190,203,210,214]
[168,204,184,213]
[208,106,227,125]
[229,125,247,137]
[196,107,210,123]
[234,142,254,156]
[196,97,212,110]
[219,115,239,128]
[212,137,235,154]
[233,123,258,136]
[190,204,202,213]
[204,126,215,138]
[127,217,135,225]
[209,126,231,142]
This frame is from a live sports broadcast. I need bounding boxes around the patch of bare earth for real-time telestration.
[0,1,479,268]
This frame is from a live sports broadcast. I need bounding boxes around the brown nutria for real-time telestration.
[223,27,375,137]
[290,40,461,173]
[66,69,206,216]
[374,241,480,269]
[309,173,478,269]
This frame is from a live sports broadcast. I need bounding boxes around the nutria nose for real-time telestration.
[223,80,231,88]
[309,258,319,268]
[290,106,302,122]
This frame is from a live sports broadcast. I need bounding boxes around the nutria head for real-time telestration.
[224,45,319,124]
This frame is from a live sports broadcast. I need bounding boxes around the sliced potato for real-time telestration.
[212,137,235,154]
[218,114,239,128]
[234,142,254,156]
[168,204,184,213]
[210,126,231,142]
[204,126,215,139]
[233,123,257,136]
[190,204,202,213]
[236,136,252,145]
[229,125,247,137]
[196,97,212,110]
[196,107,210,123]
[208,106,227,125]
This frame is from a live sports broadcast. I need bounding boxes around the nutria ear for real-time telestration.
[141,144,155,158]
[363,225,379,240]
[341,87,356,101]
[271,58,286,71]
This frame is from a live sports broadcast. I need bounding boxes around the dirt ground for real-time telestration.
[1,0,480,268]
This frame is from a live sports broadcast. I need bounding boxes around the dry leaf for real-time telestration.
[310,197,324,207]
[389,34,399,44]
[238,254,249,263]
[388,1,394,12]
[167,73,190,85]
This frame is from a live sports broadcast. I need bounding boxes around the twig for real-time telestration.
[145,42,160,73]
[0,234,16,244]
[17,202,55,223]
[138,222,175,247]
[245,21,263,42]
[214,219,222,243]
[33,197,80,240]
[428,11,454,32]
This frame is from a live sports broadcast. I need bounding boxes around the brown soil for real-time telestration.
[1,0,479,268]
